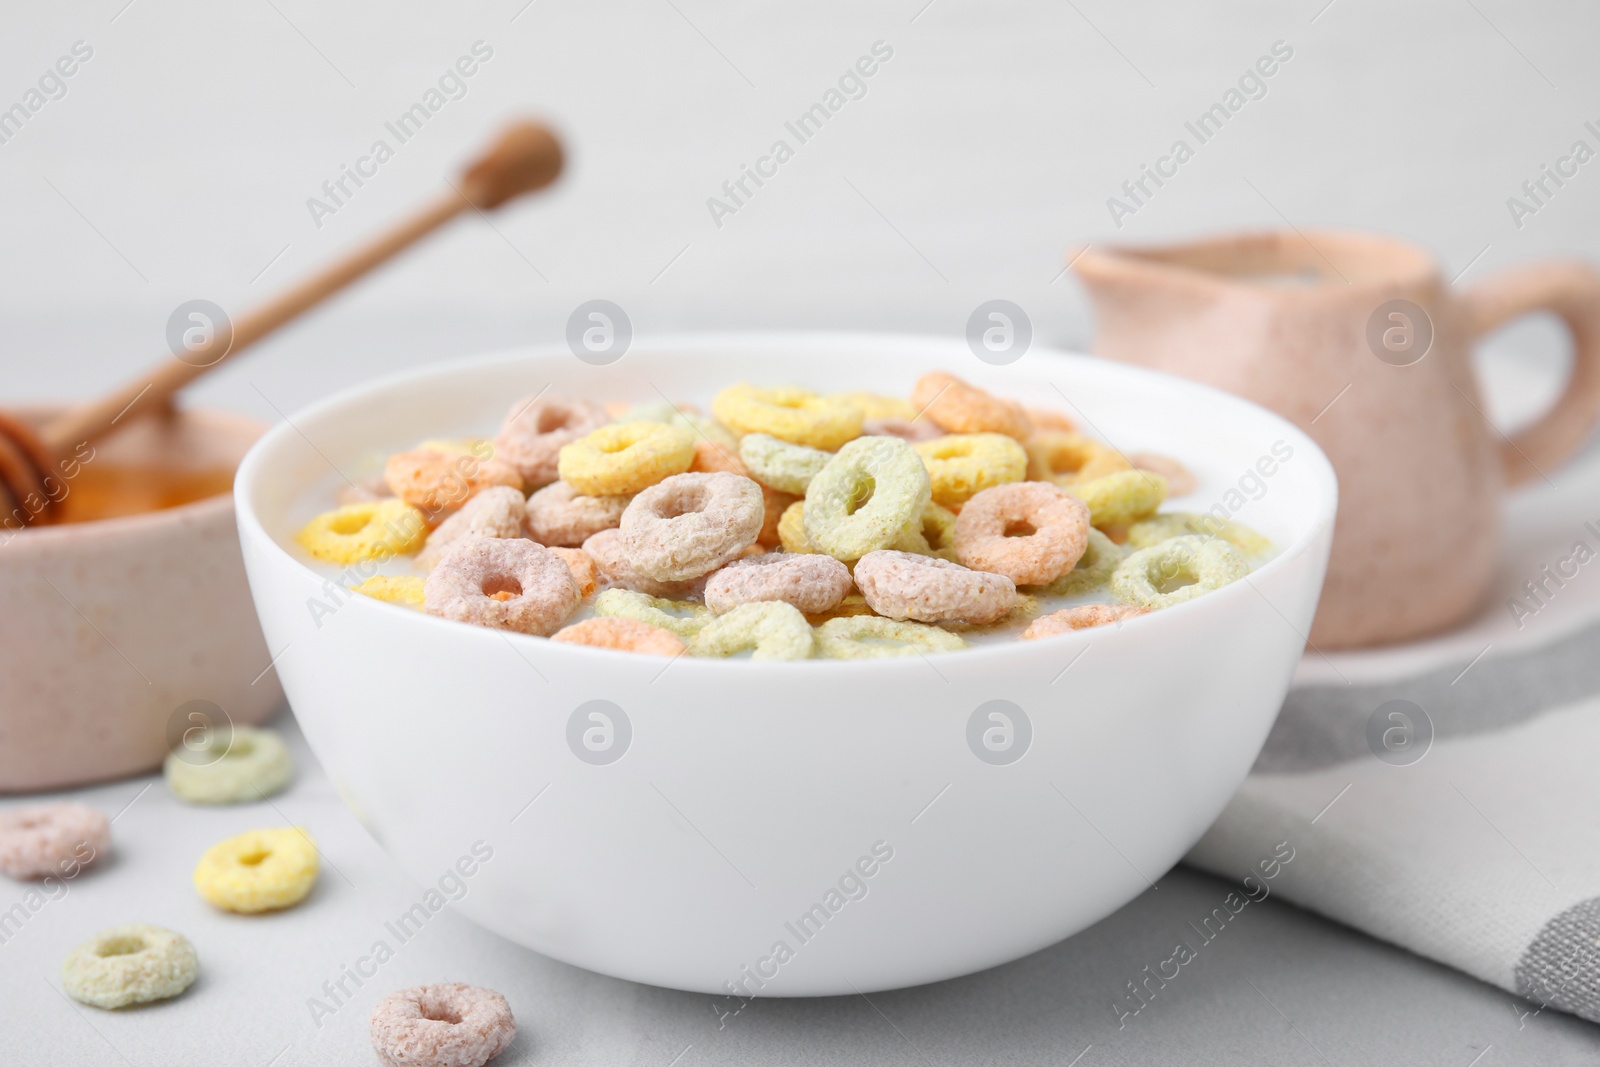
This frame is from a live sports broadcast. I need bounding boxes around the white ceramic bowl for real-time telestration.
[235,333,1336,996]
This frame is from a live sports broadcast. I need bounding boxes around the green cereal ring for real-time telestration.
[1110,535,1248,610]
[739,433,832,494]
[804,436,931,561]
[815,616,967,659]
[688,601,814,660]
[1068,469,1168,527]
[1033,526,1124,597]
[593,588,712,638]
[1128,511,1272,556]
[621,400,683,424]
[62,923,198,1009]
[164,726,293,805]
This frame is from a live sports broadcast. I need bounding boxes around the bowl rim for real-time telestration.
[234,331,1339,673]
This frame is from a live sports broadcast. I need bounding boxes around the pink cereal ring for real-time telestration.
[853,550,1017,625]
[863,417,942,443]
[552,616,686,655]
[369,983,516,1067]
[0,803,108,880]
[581,529,704,599]
[1022,603,1148,639]
[493,394,609,489]
[524,481,629,547]
[704,552,853,615]
[619,472,765,582]
[953,482,1090,585]
[424,538,579,636]
[418,486,527,569]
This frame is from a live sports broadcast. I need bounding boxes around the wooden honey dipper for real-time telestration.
[0,119,564,528]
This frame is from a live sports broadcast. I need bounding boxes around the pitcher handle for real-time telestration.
[1461,261,1600,487]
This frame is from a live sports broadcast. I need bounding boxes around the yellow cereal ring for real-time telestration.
[778,500,817,554]
[815,616,966,658]
[829,391,916,422]
[893,500,959,560]
[351,574,426,607]
[296,499,426,564]
[1025,432,1132,486]
[1110,535,1248,610]
[593,587,712,638]
[804,593,877,626]
[558,421,695,496]
[914,434,1027,508]
[712,384,863,450]
[193,827,319,914]
[1068,470,1168,527]
[1127,511,1273,556]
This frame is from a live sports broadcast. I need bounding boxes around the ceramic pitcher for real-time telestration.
[1071,229,1600,648]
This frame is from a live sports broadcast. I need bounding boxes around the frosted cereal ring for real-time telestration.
[492,394,609,488]
[1110,535,1249,610]
[777,500,816,554]
[1032,526,1124,596]
[816,616,967,658]
[552,616,685,655]
[914,434,1027,509]
[853,550,1017,625]
[549,547,598,597]
[830,391,916,422]
[1128,511,1272,556]
[1069,470,1168,527]
[619,472,765,581]
[704,553,853,615]
[757,487,795,547]
[593,588,712,638]
[689,601,814,660]
[582,529,703,599]
[193,826,319,913]
[164,726,294,805]
[910,371,1031,439]
[558,421,695,496]
[1129,452,1196,497]
[385,445,523,514]
[739,433,832,495]
[1025,432,1131,486]
[888,501,958,560]
[1022,603,1148,639]
[353,575,427,607]
[524,481,629,546]
[418,486,527,569]
[424,538,579,636]
[0,803,108,880]
[954,482,1090,585]
[804,436,931,560]
[62,923,198,1009]
[296,499,427,564]
[690,436,748,476]
[863,417,941,443]
[712,384,863,450]
[370,984,516,1067]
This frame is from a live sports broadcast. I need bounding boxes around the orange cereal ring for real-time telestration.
[954,482,1090,585]
[914,433,1027,508]
[1128,452,1196,497]
[1025,432,1131,486]
[1021,603,1148,639]
[690,436,749,476]
[910,371,1031,439]
[558,421,695,496]
[1024,406,1077,433]
[384,446,523,514]
[492,394,609,489]
[549,546,598,597]
[712,384,862,450]
[423,538,579,635]
[551,616,685,655]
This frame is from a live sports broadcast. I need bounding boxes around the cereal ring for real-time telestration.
[524,481,629,546]
[1069,470,1168,527]
[62,923,198,1009]
[492,395,609,488]
[1127,511,1272,556]
[1031,526,1124,596]
[385,446,523,514]
[712,384,863,450]
[804,436,931,560]
[1128,452,1196,497]
[417,486,527,569]
[1110,535,1249,610]
[352,575,427,608]
[296,499,427,564]
[558,421,695,496]
[830,391,916,422]
[853,550,1017,625]
[619,472,765,581]
[164,726,294,805]
[777,500,816,554]
[738,433,832,494]
[914,434,1027,509]
[899,500,959,560]
[803,593,877,625]
[704,553,853,615]
[593,588,712,638]
[549,546,598,597]
[688,601,814,660]
[370,984,516,1067]
[757,487,795,547]
[954,482,1090,585]
[690,436,749,476]
[582,529,703,598]
[0,803,108,880]
[1021,603,1148,639]
[193,826,319,913]
[551,616,685,655]
[816,616,967,658]
[1024,432,1131,486]
[1023,406,1077,433]
[910,372,1031,439]
[424,538,579,636]
[863,417,942,443]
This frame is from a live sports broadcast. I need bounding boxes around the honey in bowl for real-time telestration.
[53,464,236,523]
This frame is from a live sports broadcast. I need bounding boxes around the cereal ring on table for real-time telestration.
[1024,432,1131,486]
[712,384,863,450]
[1128,452,1196,497]
[62,923,197,1009]
[954,482,1090,585]
[688,601,814,660]
[0,803,108,880]
[558,421,695,497]
[417,486,527,569]
[593,588,712,638]
[549,546,598,598]
[804,436,931,560]
[1024,406,1077,433]
[1110,535,1248,610]
[352,575,427,608]
[492,395,609,489]
[1127,511,1272,556]
[756,487,795,547]
[816,616,967,658]
[914,433,1027,509]
[739,433,832,494]
[1069,470,1168,527]
[164,726,293,805]
[863,417,942,443]
[385,446,523,514]
[582,529,703,598]
[1022,604,1148,639]
[910,371,1031,439]
[551,616,685,656]
[1030,526,1124,597]
[297,499,427,564]
[193,826,319,913]
[830,391,916,422]
[424,538,579,636]
[524,481,628,546]
[620,472,765,581]
[370,984,516,1067]
[704,552,853,615]
[853,550,1017,625]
